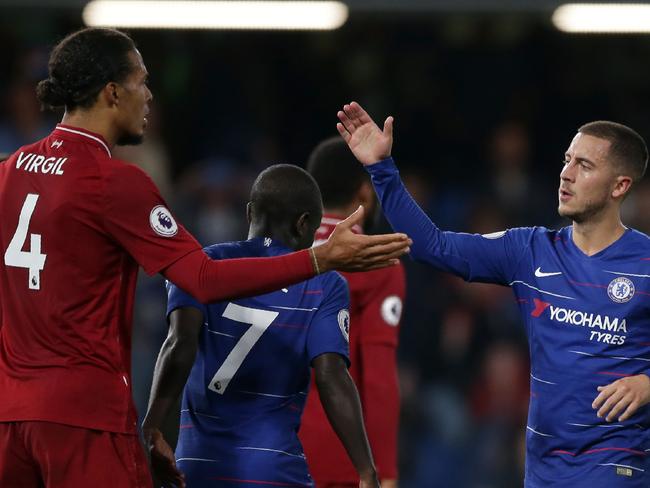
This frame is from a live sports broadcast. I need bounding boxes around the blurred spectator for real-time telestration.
[113,105,173,199]
[0,78,51,154]
[1,13,648,487]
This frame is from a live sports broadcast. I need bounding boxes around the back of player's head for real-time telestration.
[578,121,648,182]
[249,164,323,246]
[37,28,136,111]
[306,136,369,209]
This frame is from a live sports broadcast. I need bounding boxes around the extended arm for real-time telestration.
[162,206,410,304]
[336,101,528,285]
[313,353,379,488]
[142,307,204,488]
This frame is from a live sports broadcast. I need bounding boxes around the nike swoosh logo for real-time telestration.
[535,267,563,278]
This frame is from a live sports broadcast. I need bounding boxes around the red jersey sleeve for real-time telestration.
[357,263,406,346]
[102,161,200,275]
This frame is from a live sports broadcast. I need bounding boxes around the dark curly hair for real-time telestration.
[36,28,136,111]
[306,136,370,209]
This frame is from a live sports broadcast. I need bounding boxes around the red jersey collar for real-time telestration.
[53,124,112,158]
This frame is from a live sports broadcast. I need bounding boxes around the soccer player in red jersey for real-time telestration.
[0,28,409,488]
[300,138,406,488]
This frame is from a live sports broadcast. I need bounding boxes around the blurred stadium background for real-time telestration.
[2,1,650,486]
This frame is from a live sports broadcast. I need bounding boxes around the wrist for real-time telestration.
[311,243,332,274]
[141,422,161,439]
[359,466,378,480]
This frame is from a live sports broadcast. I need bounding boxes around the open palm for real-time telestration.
[337,101,394,166]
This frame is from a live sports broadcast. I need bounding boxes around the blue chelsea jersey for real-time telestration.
[166,237,350,488]
[368,158,650,487]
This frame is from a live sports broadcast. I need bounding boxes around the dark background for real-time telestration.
[2,2,650,486]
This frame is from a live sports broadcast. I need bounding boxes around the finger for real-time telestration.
[337,110,357,134]
[606,395,633,422]
[164,466,185,487]
[384,116,394,138]
[362,232,411,246]
[618,400,640,422]
[349,101,374,126]
[348,258,401,272]
[359,240,410,260]
[363,258,401,270]
[341,104,361,129]
[597,389,626,418]
[364,248,409,265]
[337,122,351,143]
[338,205,364,228]
[592,385,615,409]
[342,103,357,125]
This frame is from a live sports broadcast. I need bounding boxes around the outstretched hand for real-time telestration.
[312,206,410,273]
[592,374,650,422]
[336,101,394,166]
[145,429,186,488]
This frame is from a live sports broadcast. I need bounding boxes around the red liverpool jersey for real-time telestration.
[0,125,201,434]
[299,215,406,483]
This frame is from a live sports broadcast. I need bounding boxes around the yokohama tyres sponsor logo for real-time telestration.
[531,299,627,333]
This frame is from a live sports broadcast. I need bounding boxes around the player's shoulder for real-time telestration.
[618,227,650,257]
[2,138,48,165]
[203,240,252,260]
[486,225,563,244]
[101,157,150,180]
[625,227,650,244]
[531,225,568,241]
[314,270,350,299]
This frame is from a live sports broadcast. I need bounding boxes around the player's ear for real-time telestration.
[246,202,253,224]
[295,212,316,249]
[296,212,309,236]
[612,175,632,200]
[103,82,120,107]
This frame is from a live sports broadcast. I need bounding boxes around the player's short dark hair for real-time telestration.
[250,164,323,225]
[36,28,136,111]
[306,136,369,208]
[578,121,648,182]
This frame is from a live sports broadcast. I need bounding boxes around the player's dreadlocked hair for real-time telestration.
[306,136,370,209]
[36,28,136,111]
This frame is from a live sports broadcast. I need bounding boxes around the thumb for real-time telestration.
[383,116,394,139]
[340,205,364,228]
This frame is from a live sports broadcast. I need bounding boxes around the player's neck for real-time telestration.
[60,109,118,148]
[571,211,626,256]
[248,226,298,251]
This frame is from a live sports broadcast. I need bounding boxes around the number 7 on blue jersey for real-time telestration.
[208,303,279,394]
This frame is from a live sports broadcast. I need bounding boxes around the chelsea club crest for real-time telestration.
[607,277,635,303]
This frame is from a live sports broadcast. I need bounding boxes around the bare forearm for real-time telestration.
[316,366,377,480]
[143,337,197,431]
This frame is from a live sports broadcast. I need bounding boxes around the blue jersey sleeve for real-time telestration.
[367,158,533,285]
[306,273,351,366]
[166,280,205,318]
